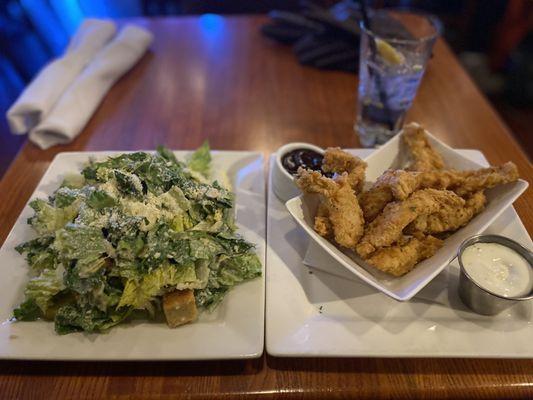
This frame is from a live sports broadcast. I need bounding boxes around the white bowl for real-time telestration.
[285,130,529,301]
[272,142,324,202]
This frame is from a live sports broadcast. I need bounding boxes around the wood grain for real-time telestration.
[0,16,531,400]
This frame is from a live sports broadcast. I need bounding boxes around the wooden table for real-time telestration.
[0,16,532,400]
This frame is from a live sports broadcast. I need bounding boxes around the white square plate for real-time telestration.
[267,151,533,358]
[286,132,528,300]
[0,151,265,360]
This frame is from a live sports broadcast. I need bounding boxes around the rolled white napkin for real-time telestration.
[29,25,153,150]
[6,19,117,134]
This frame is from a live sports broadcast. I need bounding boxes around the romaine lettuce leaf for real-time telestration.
[86,189,116,210]
[61,173,85,189]
[22,265,66,313]
[28,198,81,235]
[156,146,178,164]
[118,262,199,309]
[187,141,211,177]
[15,236,57,272]
[194,253,261,310]
[54,304,130,334]
[13,298,42,321]
[54,224,110,259]
[215,253,262,286]
[54,224,112,277]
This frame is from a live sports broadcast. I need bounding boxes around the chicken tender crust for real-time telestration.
[360,162,518,221]
[314,202,332,237]
[356,189,464,257]
[321,147,367,193]
[402,122,445,171]
[452,162,519,196]
[365,235,443,277]
[406,191,486,234]
[359,169,460,222]
[296,168,364,248]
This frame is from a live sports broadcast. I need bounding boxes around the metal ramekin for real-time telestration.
[457,234,533,316]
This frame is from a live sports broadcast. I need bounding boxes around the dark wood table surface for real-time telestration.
[0,15,532,400]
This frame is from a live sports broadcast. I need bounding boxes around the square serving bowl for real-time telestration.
[285,130,529,301]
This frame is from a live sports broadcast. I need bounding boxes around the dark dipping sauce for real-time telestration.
[282,149,324,176]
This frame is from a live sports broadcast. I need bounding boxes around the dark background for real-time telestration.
[1,0,531,176]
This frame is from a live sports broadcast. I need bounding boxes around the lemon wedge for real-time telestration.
[375,39,405,66]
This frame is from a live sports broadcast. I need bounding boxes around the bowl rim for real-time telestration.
[274,142,325,182]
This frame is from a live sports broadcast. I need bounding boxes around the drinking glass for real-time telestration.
[355,10,441,147]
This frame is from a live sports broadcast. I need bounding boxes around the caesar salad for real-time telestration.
[12,143,262,334]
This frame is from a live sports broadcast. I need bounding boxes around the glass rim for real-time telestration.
[359,8,442,45]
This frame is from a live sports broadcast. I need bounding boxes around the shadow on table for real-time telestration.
[2,354,533,380]
[0,357,264,377]
[266,354,533,376]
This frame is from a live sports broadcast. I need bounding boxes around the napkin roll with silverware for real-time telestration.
[6,20,153,150]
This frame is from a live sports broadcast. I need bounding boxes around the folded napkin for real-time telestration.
[7,19,116,134]
[29,25,153,150]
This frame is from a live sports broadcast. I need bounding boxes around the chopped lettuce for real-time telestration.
[13,144,261,334]
[17,265,66,314]
[195,253,261,310]
[13,298,42,321]
[54,224,113,277]
[55,304,130,334]
[15,236,57,272]
[61,172,86,189]
[28,198,80,235]
[187,141,211,177]
[118,262,199,309]
[86,190,116,210]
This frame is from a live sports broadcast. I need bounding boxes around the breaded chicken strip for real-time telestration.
[365,235,443,277]
[359,170,419,222]
[402,122,445,171]
[314,202,332,238]
[356,189,464,257]
[358,184,393,223]
[391,170,460,199]
[295,168,364,248]
[358,168,455,223]
[406,191,486,235]
[451,162,519,196]
[321,147,367,193]
[360,162,518,221]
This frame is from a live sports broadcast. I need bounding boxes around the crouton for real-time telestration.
[163,289,198,328]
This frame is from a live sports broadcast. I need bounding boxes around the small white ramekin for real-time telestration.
[272,142,324,202]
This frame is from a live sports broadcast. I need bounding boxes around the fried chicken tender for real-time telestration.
[406,191,486,235]
[365,235,443,277]
[321,147,367,193]
[358,185,393,223]
[358,168,456,223]
[314,202,332,237]
[359,162,518,221]
[356,189,464,257]
[295,168,364,248]
[359,169,418,222]
[402,122,445,171]
[451,162,519,196]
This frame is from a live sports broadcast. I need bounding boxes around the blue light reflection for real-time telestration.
[198,13,225,38]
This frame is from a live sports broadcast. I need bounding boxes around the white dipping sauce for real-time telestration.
[462,242,532,298]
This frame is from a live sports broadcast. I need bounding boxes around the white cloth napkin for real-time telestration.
[6,19,117,134]
[29,25,153,150]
